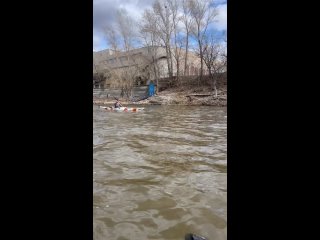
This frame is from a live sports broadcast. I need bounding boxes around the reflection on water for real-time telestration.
[93,105,227,240]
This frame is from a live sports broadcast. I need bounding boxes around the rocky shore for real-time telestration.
[93,86,227,107]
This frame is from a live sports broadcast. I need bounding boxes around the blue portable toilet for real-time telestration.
[148,82,155,97]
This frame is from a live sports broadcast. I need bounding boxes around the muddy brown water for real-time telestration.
[93,105,227,240]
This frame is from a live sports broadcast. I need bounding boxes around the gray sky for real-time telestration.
[93,0,227,51]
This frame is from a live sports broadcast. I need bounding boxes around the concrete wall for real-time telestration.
[93,46,205,80]
[93,86,149,99]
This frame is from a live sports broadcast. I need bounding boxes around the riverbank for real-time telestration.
[93,85,227,107]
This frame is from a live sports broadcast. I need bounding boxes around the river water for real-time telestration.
[93,105,227,240]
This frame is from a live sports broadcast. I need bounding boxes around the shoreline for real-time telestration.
[93,98,227,107]
[93,86,227,107]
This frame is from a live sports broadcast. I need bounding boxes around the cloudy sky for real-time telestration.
[93,0,227,51]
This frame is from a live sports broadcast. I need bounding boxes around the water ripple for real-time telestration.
[93,105,227,240]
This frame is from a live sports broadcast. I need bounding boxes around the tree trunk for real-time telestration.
[176,56,180,86]
[152,56,159,94]
[197,31,203,86]
[208,70,217,98]
[176,62,179,80]
[213,79,217,98]
[165,46,173,79]
[184,32,189,76]
[199,44,203,85]
[168,47,173,79]
[210,73,217,98]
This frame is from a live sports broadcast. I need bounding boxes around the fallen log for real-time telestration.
[185,94,212,97]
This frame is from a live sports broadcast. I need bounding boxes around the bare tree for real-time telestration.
[98,0,225,97]
[139,9,162,94]
[110,53,151,98]
[105,23,122,73]
[181,0,193,76]
[105,25,119,52]
[104,10,143,98]
[141,0,186,90]
[202,34,225,97]
[93,61,102,87]
[222,32,227,72]
[116,9,136,52]
[188,0,218,85]
[93,62,112,89]
[168,0,183,85]
[152,0,174,80]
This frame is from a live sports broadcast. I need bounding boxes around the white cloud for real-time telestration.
[93,0,227,51]
[214,3,227,31]
[93,33,104,51]
[93,0,155,51]
[118,1,145,22]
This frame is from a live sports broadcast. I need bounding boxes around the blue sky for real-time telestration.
[93,0,227,52]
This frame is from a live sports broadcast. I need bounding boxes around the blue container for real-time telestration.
[148,82,155,96]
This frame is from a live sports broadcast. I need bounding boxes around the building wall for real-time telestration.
[93,46,206,82]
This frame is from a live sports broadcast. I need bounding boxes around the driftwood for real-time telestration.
[149,100,162,105]
[186,94,227,102]
[185,94,212,98]
[215,96,227,100]
[131,95,149,102]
